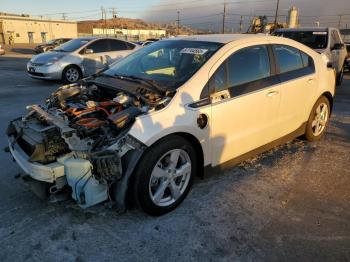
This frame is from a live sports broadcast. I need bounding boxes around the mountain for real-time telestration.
[77,17,204,36]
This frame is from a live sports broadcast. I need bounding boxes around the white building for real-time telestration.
[92,28,166,40]
[0,13,78,44]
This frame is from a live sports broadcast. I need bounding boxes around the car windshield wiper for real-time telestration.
[53,49,66,52]
[113,74,166,94]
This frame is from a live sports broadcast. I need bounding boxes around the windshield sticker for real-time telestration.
[313,32,327,35]
[180,48,208,55]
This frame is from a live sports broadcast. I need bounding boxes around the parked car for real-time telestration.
[27,37,140,83]
[345,42,350,71]
[274,27,347,85]
[8,34,335,216]
[0,43,5,55]
[34,38,72,54]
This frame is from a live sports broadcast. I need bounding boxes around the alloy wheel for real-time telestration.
[148,149,192,207]
[312,102,328,136]
[66,68,79,83]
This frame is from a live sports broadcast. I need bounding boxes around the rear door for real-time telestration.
[81,39,110,75]
[107,39,135,63]
[272,44,317,137]
[209,44,281,166]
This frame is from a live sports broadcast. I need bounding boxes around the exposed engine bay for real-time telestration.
[7,77,173,209]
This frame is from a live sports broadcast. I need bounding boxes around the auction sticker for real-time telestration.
[180,48,208,55]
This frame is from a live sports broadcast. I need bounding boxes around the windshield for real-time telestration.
[54,38,91,52]
[103,40,223,90]
[275,31,328,49]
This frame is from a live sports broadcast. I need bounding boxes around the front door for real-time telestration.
[210,45,281,166]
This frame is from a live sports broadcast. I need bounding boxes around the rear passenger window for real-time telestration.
[300,51,313,68]
[274,45,304,73]
[108,39,128,51]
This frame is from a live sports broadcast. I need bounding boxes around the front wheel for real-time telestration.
[62,65,81,83]
[305,96,330,142]
[133,136,197,216]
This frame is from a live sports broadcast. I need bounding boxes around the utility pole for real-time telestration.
[338,14,342,28]
[176,11,180,35]
[61,13,67,20]
[112,8,117,36]
[222,2,226,34]
[274,0,280,27]
[239,15,243,33]
[101,7,105,36]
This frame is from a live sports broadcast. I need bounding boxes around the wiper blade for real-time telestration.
[114,74,165,93]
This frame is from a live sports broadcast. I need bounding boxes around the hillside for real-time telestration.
[78,17,203,36]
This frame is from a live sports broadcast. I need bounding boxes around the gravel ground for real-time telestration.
[0,54,349,262]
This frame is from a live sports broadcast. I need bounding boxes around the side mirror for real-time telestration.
[85,48,93,54]
[331,43,344,51]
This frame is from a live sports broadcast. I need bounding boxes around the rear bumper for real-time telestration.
[8,136,65,183]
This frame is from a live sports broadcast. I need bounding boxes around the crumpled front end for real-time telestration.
[6,80,168,209]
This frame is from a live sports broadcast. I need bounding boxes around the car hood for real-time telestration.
[31,51,66,63]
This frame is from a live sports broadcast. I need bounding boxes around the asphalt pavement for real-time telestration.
[0,53,349,262]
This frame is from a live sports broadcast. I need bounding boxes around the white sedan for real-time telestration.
[7,34,335,216]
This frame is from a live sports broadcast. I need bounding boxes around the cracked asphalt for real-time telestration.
[0,53,349,262]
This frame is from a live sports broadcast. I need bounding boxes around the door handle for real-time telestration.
[266,90,279,97]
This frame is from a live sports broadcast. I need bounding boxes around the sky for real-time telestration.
[1,0,350,31]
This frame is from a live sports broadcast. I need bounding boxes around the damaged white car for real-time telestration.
[7,35,335,216]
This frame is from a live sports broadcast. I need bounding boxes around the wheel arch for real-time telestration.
[62,64,83,77]
[146,132,205,178]
[321,91,333,114]
[122,132,205,210]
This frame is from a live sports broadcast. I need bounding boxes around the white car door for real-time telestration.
[272,44,317,137]
[209,45,281,166]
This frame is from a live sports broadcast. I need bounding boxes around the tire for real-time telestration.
[62,65,81,83]
[133,136,197,216]
[336,65,344,86]
[305,96,330,142]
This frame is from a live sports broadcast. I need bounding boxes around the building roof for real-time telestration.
[173,34,268,43]
[0,14,76,24]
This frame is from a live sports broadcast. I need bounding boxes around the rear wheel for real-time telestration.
[133,136,197,216]
[62,65,81,83]
[305,96,330,141]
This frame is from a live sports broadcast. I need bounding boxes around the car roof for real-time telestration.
[172,34,270,44]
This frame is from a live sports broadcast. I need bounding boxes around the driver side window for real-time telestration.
[208,45,271,97]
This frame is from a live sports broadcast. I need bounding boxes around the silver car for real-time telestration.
[274,27,347,86]
[27,37,140,83]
